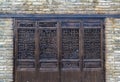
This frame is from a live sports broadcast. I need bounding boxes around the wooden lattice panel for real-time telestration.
[83,19,102,69]
[62,28,79,59]
[17,28,35,68]
[18,29,35,59]
[39,29,57,59]
[84,28,101,59]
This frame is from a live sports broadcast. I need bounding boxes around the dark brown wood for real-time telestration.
[38,21,59,82]
[101,21,106,82]
[60,21,81,82]
[80,20,84,82]
[16,71,36,82]
[58,22,61,82]
[14,19,105,82]
[35,21,39,81]
[82,19,105,82]
[14,19,18,82]
[15,20,36,82]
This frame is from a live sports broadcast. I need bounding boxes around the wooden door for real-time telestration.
[60,22,81,82]
[37,22,59,82]
[14,20,37,82]
[14,19,105,82]
[82,19,105,82]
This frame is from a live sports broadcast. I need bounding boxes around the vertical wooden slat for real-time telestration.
[101,20,105,82]
[35,21,39,81]
[101,20,103,69]
[14,19,18,82]
[104,20,106,82]
[13,18,15,82]
[79,21,81,71]
[80,20,84,82]
[57,21,61,82]
[14,20,18,82]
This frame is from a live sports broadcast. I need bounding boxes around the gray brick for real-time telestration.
[0,19,13,82]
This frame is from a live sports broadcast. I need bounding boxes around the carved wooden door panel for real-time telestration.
[82,19,105,82]
[15,20,60,82]
[37,22,59,82]
[14,20,37,82]
[60,22,81,82]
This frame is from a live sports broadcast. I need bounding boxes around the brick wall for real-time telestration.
[0,19,13,82]
[105,18,120,82]
[0,19,119,82]
[0,18,119,82]
[0,0,119,82]
[0,0,119,14]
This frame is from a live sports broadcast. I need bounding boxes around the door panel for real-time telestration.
[15,27,36,82]
[61,70,81,82]
[38,23,59,82]
[82,71,104,82]
[82,20,104,82]
[61,22,81,82]
[16,71,36,82]
[38,71,59,82]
